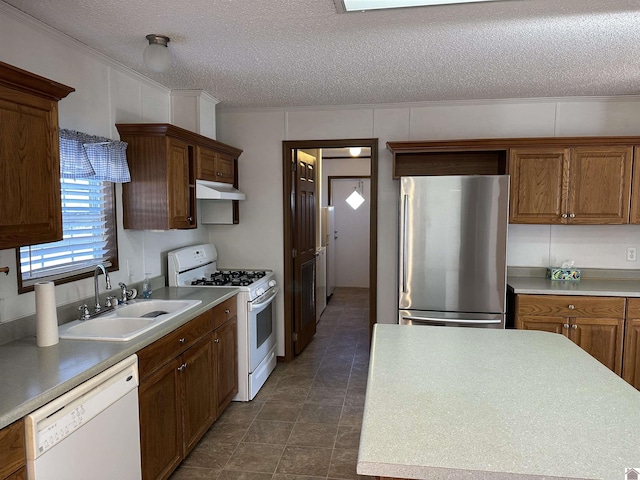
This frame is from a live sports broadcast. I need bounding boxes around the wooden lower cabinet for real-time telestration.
[182,336,216,453]
[4,467,26,480]
[139,358,183,480]
[0,419,25,480]
[623,299,640,389]
[515,294,625,374]
[138,298,238,480]
[215,317,239,413]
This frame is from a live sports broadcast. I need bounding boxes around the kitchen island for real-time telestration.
[357,324,640,479]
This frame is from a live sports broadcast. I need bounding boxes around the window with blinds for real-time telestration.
[18,177,118,291]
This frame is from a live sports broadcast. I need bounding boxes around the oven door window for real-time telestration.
[256,303,273,349]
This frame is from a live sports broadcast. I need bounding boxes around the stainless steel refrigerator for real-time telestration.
[399,175,509,328]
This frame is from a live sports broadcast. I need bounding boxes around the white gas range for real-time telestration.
[168,244,277,401]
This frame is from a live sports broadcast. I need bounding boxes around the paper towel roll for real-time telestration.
[35,281,59,347]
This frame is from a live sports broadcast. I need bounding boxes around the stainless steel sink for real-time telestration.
[59,299,202,341]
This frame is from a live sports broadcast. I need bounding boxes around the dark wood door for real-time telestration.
[215,317,239,414]
[181,336,215,455]
[293,150,317,355]
[139,358,182,480]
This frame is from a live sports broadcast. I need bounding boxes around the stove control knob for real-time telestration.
[256,287,265,297]
[268,280,276,288]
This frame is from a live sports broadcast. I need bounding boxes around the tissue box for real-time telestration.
[547,267,581,281]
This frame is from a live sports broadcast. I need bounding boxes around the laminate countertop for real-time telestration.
[508,276,640,297]
[0,286,238,430]
[357,324,640,480]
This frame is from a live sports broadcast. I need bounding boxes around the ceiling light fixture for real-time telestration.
[143,34,171,73]
[349,147,362,157]
[335,0,503,12]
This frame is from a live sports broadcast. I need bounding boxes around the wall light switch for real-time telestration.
[627,246,637,262]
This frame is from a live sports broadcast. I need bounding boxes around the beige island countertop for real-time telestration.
[0,286,238,430]
[357,324,640,480]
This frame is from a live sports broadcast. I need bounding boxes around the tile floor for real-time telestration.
[170,287,373,480]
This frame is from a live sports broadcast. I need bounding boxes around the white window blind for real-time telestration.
[19,178,115,284]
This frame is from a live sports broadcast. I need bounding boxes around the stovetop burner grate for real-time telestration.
[190,270,267,287]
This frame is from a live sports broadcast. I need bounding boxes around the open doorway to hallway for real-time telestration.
[282,139,378,362]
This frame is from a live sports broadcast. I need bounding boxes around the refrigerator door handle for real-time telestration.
[401,315,502,325]
[402,194,408,293]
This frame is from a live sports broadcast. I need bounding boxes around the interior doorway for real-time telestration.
[329,176,371,289]
[282,139,378,362]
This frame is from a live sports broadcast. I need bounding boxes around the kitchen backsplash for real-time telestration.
[507,224,640,269]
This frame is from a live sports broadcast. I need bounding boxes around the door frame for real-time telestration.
[282,139,378,362]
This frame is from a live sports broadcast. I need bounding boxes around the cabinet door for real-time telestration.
[0,419,25,479]
[516,315,567,335]
[4,466,26,480]
[166,137,196,229]
[569,317,624,374]
[508,148,569,224]
[215,152,235,184]
[0,88,62,248]
[181,336,216,455]
[568,146,632,224]
[215,317,239,414]
[196,146,218,181]
[631,147,640,224]
[139,358,182,480]
[623,299,640,389]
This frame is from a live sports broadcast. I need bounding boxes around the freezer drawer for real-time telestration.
[399,310,504,328]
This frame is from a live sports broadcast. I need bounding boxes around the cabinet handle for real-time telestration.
[187,216,194,222]
[569,213,575,218]
[179,337,186,344]
[214,338,220,343]
[217,172,222,176]
[561,213,568,218]
[178,363,187,371]
[571,324,578,330]
[568,304,575,310]
[225,308,230,314]
[563,323,569,329]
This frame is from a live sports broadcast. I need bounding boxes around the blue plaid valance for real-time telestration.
[59,129,131,183]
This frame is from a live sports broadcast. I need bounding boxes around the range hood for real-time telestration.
[195,179,246,200]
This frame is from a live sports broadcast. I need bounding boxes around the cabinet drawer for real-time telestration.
[0,419,25,479]
[517,295,625,318]
[138,309,213,379]
[627,298,640,318]
[212,296,237,330]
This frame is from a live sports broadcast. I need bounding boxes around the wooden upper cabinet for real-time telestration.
[569,146,632,224]
[116,123,242,230]
[509,148,568,224]
[509,145,632,224]
[0,62,74,249]
[196,146,235,184]
[166,137,195,229]
[630,147,640,224]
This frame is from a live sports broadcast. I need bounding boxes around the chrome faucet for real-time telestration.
[93,264,112,313]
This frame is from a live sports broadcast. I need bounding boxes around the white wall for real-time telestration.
[0,5,209,323]
[217,97,640,345]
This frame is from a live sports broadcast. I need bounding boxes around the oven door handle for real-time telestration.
[249,287,278,312]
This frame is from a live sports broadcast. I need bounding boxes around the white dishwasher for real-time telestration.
[25,354,142,480]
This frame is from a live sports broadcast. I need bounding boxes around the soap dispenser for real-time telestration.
[142,274,152,298]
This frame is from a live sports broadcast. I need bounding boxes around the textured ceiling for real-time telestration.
[3,0,640,109]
